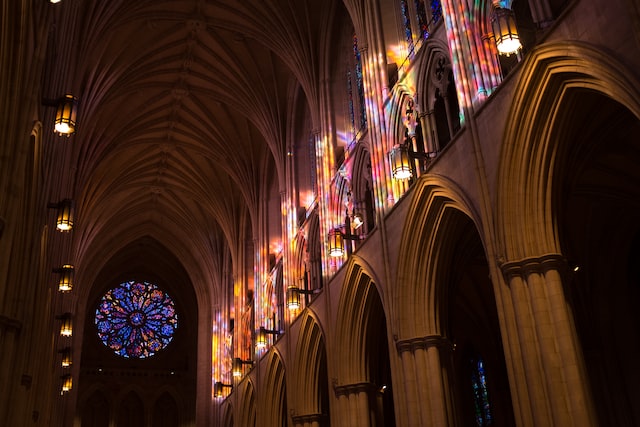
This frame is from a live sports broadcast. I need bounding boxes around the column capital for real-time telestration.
[333,381,378,397]
[291,413,325,424]
[395,334,454,354]
[500,253,568,280]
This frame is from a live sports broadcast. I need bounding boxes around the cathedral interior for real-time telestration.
[1,0,640,426]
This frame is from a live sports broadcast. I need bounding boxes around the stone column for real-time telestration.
[499,254,596,427]
[396,335,456,426]
[292,413,323,427]
[334,382,378,427]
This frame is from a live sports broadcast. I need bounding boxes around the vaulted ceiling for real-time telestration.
[45,0,352,303]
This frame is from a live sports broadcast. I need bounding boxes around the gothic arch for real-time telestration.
[79,388,111,427]
[497,42,640,261]
[394,175,479,339]
[334,262,388,382]
[237,378,256,427]
[291,311,329,419]
[261,350,287,427]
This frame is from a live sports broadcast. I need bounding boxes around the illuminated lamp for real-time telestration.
[61,375,72,393]
[389,145,412,180]
[352,212,364,229]
[256,326,281,349]
[54,94,78,136]
[54,264,74,292]
[286,286,301,310]
[214,381,232,398]
[491,8,522,56]
[48,199,74,232]
[58,313,73,337]
[328,228,345,257]
[60,347,72,368]
[286,285,321,311]
[232,357,252,378]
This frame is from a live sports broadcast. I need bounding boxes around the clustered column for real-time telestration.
[396,335,456,426]
[499,254,596,427]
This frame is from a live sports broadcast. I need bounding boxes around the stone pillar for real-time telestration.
[396,335,456,426]
[334,382,379,427]
[499,254,596,427]
[292,413,323,427]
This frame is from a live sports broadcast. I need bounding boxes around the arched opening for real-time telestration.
[152,392,179,427]
[116,391,144,427]
[293,313,330,426]
[555,91,640,425]
[81,391,109,427]
[446,213,515,427]
[365,284,396,426]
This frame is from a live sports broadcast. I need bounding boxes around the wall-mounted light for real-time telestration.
[60,347,72,368]
[328,226,364,258]
[214,381,232,398]
[61,375,72,393]
[58,313,73,337]
[43,94,78,136]
[54,94,78,136]
[48,199,74,232]
[256,326,282,349]
[53,264,74,292]
[286,285,321,311]
[491,7,522,56]
[232,357,253,378]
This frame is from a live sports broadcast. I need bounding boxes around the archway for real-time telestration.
[554,91,640,425]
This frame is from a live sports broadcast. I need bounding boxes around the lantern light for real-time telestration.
[48,199,75,232]
[328,228,345,257]
[61,375,72,393]
[54,264,74,292]
[60,347,72,368]
[214,381,232,398]
[54,94,78,136]
[232,357,252,378]
[58,313,73,337]
[390,145,413,180]
[491,7,522,56]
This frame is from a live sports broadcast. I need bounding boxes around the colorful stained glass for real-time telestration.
[415,0,430,39]
[95,281,178,358]
[352,35,367,131]
[471,357,493,426]
[431,0,442,25]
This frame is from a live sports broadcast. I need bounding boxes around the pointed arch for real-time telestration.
[237,379,256,427]
[334,263,387,382]
[394,175,479,339]
[292,311,329,419]
[497,42,640,261]
[261,350,287,427]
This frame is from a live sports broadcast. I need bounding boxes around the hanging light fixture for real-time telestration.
[61,375,72,393]
[48,199,75,232]
[54,94,78,136]
[491,7,522,56]
[214,381,232,398]
[60,347,72,368]
[54,264,74,292]
[58,313,73,337]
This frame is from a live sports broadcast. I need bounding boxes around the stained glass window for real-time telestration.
[471,356,493,426]
[95,280,178,358]
[353,34,367,131]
